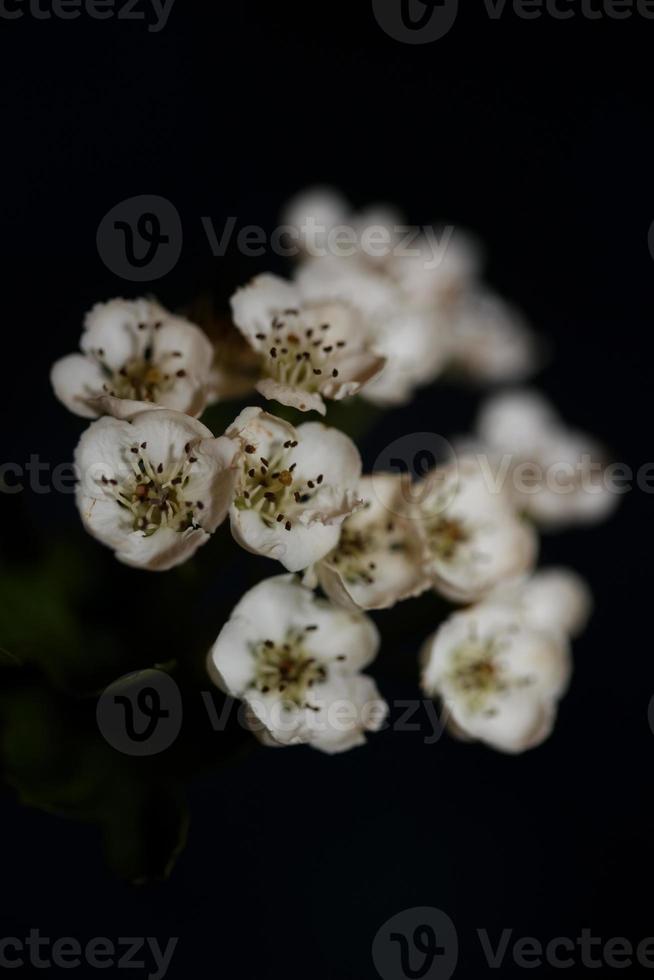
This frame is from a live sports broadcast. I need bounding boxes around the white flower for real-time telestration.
[207,575,387,754]
[230,274,386,415]
[474,389,618,528]
[388,229,483,308]
[51,298,214,419]
[74,408,237,571]
[421,599,571,754]
[447,291,540,383]
[489,568,593,639]
[413,458,538,603]
[282,186,402,263]
[312,474,430,611]
[226,407,362,573]
[297,257,449,406]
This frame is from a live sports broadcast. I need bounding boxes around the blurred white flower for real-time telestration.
[227,407,362,572]
[297,256,450,406]
[413,457,538,603]
[447,291,540,384]
[474,389,618,528]
[51,298,214,419]
[488,567,593,639]
[207,575,387,754]
[282,186,402,264]
[230,274,385,415]
[74,408,237,571]
[388,229,483,309]
[312,474,430,611]
[421,599,572,754]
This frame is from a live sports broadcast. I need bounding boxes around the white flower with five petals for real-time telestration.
[207,575,387,754]
[230,274,386,415]
[51,298,214,419]
[312,474,430,611]
[413,457,538,603]
[226,407,362,572]
[74,408,237,570]
[420,597,572,754]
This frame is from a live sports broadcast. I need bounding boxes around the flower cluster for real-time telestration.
[52,188,617,756]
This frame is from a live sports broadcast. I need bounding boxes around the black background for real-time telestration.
[1,2,653,978]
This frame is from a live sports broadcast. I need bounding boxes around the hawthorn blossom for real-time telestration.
[413,458,538,603]
[447,291,540,384]
[230,274,385,415]
[282,186,402,263]
[312,474,430,611]
[474,389,618,528]
[207,575,387,754]
[489,567,593,639]
[297,257,449,406]
[227,408,362,572]
[420,599,572,754]
[75,408,237,570]
[51,298,214,419]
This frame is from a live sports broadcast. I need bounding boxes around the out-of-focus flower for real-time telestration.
[282,186,402,265]
[311,474,430,611]
[488,567,593,639]
[472,389,618,528]
[413,458,538,603]
[388,229,483,309]
[74,408,237,570]
[227,407,362,572]
[421,598,572,754]
[230,275,385,415]
[447,291,540,384]
[51,298,214,419]
[207,575,387,754]
[297,257,449,406]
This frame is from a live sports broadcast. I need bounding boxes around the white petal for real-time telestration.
[477,388,558,453]
[231,508,342,572]
[256,378,326,415]
[519,568,593,638]
[51,354,107,418]
[230,274,300,346]
[116,526,210,572]
[81,297,154,370]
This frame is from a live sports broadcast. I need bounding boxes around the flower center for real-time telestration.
[233,440,325,531]
[250,626,328,706]
[258,310,346,391]
[425,515,469,561]
[448,637,533,713]
[92,320,187,403]
[328,509,406,586]
[101,441,203,535]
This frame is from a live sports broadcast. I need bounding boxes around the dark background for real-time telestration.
[1,3,652,978]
